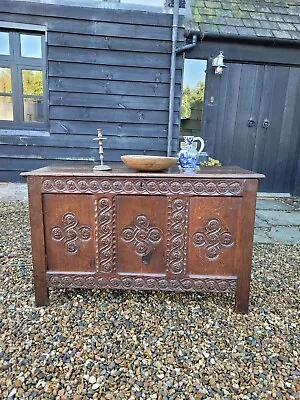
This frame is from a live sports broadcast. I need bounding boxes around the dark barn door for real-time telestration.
[201,62,300,193]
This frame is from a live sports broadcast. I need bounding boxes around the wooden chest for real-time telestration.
[22,164,264,313]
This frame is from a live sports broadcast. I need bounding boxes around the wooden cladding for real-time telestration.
[48,47,172,69]
[48,32,173,53]
[49,79,182,98]
[48,62,182,84]
[0,0,184,181]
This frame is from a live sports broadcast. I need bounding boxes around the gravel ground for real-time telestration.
[0,201,299,400]
[283,197,300,210]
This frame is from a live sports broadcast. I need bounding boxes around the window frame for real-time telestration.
[0,29,48,130]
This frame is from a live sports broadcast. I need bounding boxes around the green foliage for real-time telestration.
[0,68,12,93]
[200,157,222,167]
[0,69,43,95]
[22,70,43,96]
[181,81,205,119]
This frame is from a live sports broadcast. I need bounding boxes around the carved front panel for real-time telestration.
[43,194,96,272]
[117,196,166,275]
[188,197,242,276]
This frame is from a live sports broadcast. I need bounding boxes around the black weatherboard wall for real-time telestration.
[0,0,184,181]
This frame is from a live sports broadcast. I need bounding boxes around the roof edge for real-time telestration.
[186,29,300,48]
[8,0,188,15]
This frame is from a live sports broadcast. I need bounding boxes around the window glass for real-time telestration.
[20,34,42,58]
[0,96,13,120]
[0,68,12,93]
[23,98,44,122]
[180,59,207,140]
[22,69,43,95]
[0,30,46,127]
[0,32,10,55]
[181,59,207,119]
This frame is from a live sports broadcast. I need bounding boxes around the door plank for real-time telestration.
[231,64,257,169]
[218,63,242,165]
[261,66,290,192]
[252,65,275,178]
[276,68,300,193]
[211,63,230,159]
[245,65,265,170]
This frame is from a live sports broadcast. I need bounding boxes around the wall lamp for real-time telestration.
[212,51,226,75]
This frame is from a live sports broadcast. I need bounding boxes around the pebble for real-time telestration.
[92,383,100,390]
[88,376,97,384]
[0,201,299,399]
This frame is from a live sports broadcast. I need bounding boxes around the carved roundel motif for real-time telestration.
[42,178,243,196]
[193,218,234,260]
[47,274,237,293]
[66,180,77,191]
[121,215,162,258]
[50,212,91,254]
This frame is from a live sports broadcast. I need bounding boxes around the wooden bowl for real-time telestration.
[121,155,178,172]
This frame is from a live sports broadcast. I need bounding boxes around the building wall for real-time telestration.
[0,0,184,181]
[187,39,300,195]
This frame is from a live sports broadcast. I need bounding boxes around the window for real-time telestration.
[180,59,207,138]
[0,30,47,129]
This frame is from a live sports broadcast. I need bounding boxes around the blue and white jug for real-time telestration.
[178,136,205,173]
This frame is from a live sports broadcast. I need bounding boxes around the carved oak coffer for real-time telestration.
[21,164,264,313]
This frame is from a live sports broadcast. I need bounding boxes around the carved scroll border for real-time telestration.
[95,197,116,273]
[47,274,237,293]
[166,198,189,275]
[42,178,244,196]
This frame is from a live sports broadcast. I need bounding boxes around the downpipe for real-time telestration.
[176,33,197,54]
[167,0,180,156]
[167,14,198,155]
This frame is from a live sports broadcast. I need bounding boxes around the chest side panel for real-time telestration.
[43,194,96,272]
[188,196,242,276]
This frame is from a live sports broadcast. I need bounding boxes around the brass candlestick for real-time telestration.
[93,129,111,171]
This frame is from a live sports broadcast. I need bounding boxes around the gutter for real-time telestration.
[167,0,180,157]
[185,29,300,48]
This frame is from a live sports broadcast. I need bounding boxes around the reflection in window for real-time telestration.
[23,98,44,122]
[22,70,44,122]
[0,68,13,121]
[181,59,207,120]
[22,70,43,95]
[0,96,13,120]
[0,32,10,55]
[180,59,207,139]
[0,68,12,93]
[20,34,42,58]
